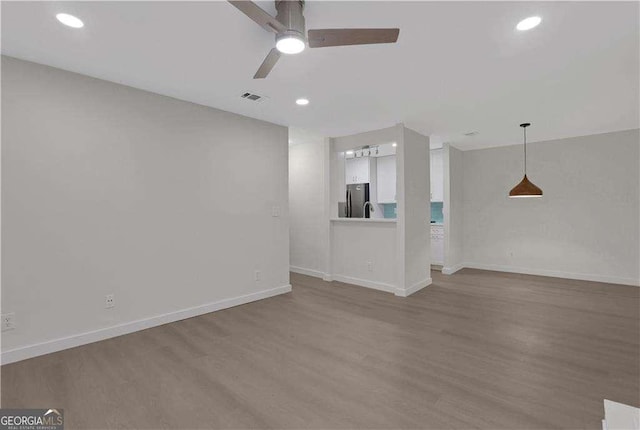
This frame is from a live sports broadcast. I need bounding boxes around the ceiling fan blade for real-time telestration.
[254,48,281,79]
[308,28,400,48]
[228,1,286,34]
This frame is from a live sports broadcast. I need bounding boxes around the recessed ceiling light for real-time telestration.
[295,98,309,106]
[392,143,397,147]
[276,34,305,55]
[516,16,542,31]
[346,150,354,155]
[56,13,84,28]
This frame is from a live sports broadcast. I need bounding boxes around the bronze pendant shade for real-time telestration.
[509,123,543,198]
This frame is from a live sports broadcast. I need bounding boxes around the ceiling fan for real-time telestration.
[228,0,400,79]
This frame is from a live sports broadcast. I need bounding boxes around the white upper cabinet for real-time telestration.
[345,156,370,185]
[430,149,444,202]
[376,155,396,203]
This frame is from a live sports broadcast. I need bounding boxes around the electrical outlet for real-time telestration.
[105,294,115,309]
[255,270,261,281]
[2,313,15,332]
[367,261,373,272]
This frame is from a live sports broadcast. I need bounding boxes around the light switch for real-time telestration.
[271,206,280,217]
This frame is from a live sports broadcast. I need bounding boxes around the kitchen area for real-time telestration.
[298,123,432,297]
[330,129,400,293]
[336,138,445,272]
[338,142,398,220]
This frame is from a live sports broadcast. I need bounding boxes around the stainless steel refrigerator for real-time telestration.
[343,183,371,218]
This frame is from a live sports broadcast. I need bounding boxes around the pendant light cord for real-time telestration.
[523,126,527,176]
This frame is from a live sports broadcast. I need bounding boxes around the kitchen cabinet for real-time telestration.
[345,156,371,185]
[431,224,444,264]
[376,155,396,203]
[430,149,444,202]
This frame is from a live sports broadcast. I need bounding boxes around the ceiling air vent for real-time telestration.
[240,92,267,102]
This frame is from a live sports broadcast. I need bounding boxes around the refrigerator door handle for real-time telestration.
[344,190,349,218]
[350,191,353,217]
[345,189,349,217]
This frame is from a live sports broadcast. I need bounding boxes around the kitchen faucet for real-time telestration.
[363,201,375,218]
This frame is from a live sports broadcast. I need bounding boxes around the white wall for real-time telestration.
[461,129,639,286]
[331,126,398,154]
[330,221,397,292]
[443,144,464,274]
[288,132,327,277]
[396,126,431,295]
[1,56,290,362]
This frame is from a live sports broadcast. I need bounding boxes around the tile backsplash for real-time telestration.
[380,201,443,222]
[382,203,397,219]
[431,201,443,223]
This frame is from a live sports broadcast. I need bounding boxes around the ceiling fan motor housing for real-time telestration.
[228,0,400,78]
[275,0,306,42]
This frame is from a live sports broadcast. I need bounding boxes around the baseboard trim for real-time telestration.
[463,262,640,287]
[1,284,292,366]
[396,277,432,297]
[442,263,464,275]
[290,266,325,279]
[331,274,395,293]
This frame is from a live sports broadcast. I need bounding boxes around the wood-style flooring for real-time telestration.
[2,269,639,429]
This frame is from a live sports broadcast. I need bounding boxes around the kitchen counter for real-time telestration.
[331,218,397,223]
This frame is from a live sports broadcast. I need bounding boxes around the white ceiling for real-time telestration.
[2,1,638,149]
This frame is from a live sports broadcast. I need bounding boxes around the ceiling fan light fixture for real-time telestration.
[228,1,400,78]
[276,33,305,54]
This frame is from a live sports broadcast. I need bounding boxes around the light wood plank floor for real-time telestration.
[2,269,639,429]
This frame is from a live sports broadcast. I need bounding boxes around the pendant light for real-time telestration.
[509,123,543,198]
